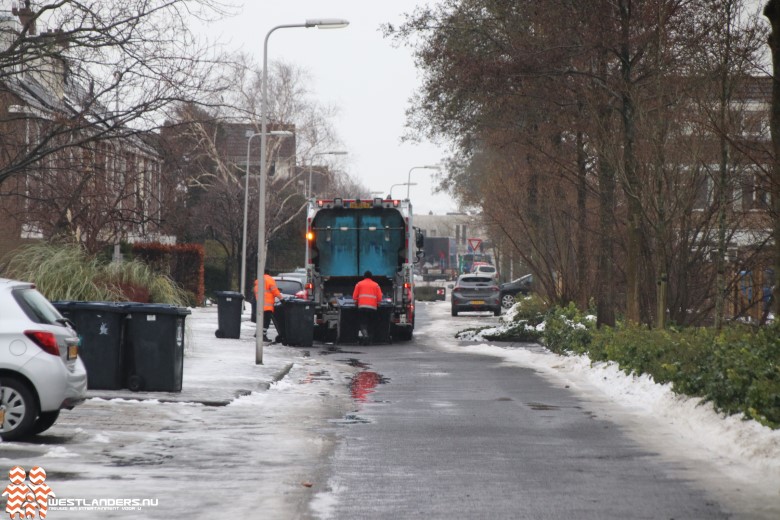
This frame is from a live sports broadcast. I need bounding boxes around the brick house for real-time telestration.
[0,5,169,258]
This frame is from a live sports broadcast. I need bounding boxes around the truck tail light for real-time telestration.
[25,331,60,356]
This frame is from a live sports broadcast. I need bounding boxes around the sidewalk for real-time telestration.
[87,305,304,405]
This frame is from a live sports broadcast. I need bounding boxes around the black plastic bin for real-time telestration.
[373,303,393,344]
[52,301,130,390]
[337,302,360,344]
[337,300,392,344]
[280,299,314,347]
[125,304,190,392]
[213,291,244,339]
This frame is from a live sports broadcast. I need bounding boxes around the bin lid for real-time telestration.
[283,298,314,305]
[336,297,356,308]
[214,291,244,300]
[124,303,192,316]
[52,301,132,313]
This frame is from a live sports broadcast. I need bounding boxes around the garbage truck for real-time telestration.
[303,197,423,342]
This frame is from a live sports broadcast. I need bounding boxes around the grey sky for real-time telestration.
[206,0,458,215]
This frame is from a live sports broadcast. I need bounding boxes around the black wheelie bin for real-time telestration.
[279,299,314,347]
[52,301,130,390]
[213,291,244,339]
[124,304,190,392]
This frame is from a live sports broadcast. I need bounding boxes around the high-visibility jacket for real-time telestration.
[353,278,383,310]
[254,275,282,311]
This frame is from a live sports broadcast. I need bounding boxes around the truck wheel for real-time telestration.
[392,326,413,341]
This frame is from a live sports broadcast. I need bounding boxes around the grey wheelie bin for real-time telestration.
[213,291,244,339]
[124,304,190,392]
[52,301,130,390]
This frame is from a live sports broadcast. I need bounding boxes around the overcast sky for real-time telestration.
[204,0,458,216]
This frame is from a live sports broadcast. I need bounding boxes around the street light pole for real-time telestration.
[241,129,293,300]
[406,165,441,199]
[390,182,417,199]
[256,18,349,365]
[307,150,347,199]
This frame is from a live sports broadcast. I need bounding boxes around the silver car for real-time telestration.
[451,274,502,316]
[0,278,88,440]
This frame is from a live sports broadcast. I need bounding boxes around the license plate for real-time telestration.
[470,300,485,305]
[67,345,78,360]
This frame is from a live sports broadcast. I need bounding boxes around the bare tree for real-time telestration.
[160,57,350,289]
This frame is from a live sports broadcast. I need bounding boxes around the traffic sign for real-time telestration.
[467,238,482,252]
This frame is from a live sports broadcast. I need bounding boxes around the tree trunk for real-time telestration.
[619,0,642,324]
[576,130,589,310]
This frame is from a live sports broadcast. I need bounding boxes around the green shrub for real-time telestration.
[506,294,549,326]
[541,302,595,355]
[587,324,780,429]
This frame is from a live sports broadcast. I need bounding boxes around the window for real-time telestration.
[740,168,770,211]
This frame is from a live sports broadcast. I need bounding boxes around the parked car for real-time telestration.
[276,271,306,286]
[471,264,498,279]
[0,278,88,440]
[499,274,533,309]
[451,274,501,316]
[273,276,305,299]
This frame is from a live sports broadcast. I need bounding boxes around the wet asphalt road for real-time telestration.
[318,302,728,520]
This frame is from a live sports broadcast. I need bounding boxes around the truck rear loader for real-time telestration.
[304,198,423,342]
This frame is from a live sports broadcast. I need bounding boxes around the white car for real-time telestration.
[0,278,88,440]
[471,264,498,279]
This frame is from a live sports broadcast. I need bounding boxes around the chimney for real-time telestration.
[12,1,36,36]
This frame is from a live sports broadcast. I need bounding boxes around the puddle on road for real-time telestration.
[329,413,372,425]
[350,370,390,402]
[341,358,369,369]
[527,402,561,411]
[319,346,363,356]
[299,370,333,384]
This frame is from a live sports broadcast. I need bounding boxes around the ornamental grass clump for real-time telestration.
[3,242,189,306]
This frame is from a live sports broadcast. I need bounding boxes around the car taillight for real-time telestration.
[452,287,461,294]
[491,286,500,292]
[24,331,60,356]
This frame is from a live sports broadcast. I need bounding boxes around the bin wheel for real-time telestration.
[215,329,224,338]
[128,374,144,392]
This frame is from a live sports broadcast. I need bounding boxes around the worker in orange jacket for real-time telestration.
[352,270,383,345]
[254,269,282,342]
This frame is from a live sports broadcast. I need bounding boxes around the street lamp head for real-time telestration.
[306,18,349,29]
[246,130,294,138]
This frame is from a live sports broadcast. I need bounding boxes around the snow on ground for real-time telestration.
[422,301,780,518]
